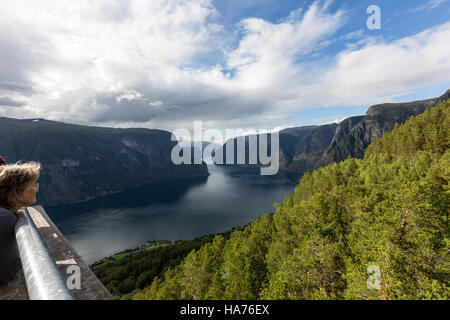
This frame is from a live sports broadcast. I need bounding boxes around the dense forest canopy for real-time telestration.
[95,100,449,300]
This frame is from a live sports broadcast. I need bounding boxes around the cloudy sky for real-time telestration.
[1,0,450,135]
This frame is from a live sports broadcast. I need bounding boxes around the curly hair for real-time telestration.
[0,160,41,209]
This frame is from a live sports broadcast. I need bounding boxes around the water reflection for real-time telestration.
[48,176,209,221]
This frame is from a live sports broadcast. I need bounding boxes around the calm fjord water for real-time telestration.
[46,165,298,264]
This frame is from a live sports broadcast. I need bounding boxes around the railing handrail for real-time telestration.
[14,207,74,300]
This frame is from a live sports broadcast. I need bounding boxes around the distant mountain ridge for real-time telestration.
[216,89,450,174]
[0,118,209,206]
[319,89,450,165]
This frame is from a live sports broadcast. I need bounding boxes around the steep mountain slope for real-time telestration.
[216,89,450,175]
[280,124,338,174]
[130,98,449,300]
[214,124,338,176]
[319,89,450,165]
[0,118,209,206]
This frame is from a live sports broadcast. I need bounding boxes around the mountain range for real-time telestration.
[2,89,448,206]
[0,118,209,206]
[215,89,450,176]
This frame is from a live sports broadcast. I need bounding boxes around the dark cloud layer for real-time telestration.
[0,96,26,107]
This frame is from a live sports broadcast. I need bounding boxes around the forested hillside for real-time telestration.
[91,224,248,298]
[130,99,449,300]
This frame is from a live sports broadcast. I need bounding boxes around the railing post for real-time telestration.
[14,207,74,300]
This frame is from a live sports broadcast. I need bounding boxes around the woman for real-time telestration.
[0,156,40,285]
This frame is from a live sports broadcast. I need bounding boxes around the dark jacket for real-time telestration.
[0,204,21,284]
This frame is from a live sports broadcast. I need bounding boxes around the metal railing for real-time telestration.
[14,207,74,300]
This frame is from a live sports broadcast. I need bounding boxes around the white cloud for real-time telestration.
[226,1,345,90]
[409,0,449,12]
[317,22,450,106]
[310,115,349,125]
[0,0,226,122]
[429,0,449,9]
[116,90,146,103]
[0,0,449,133]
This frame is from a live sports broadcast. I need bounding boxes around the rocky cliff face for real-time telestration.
[0,118,209,206]
[319,89,450,166]
[216,89,450,175]
[279,124,338,175]
[214,124,338,176]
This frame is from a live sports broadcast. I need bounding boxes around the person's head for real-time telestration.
[0,159,41,211]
